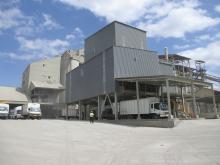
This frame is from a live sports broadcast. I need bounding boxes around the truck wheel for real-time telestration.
[152,114,159,119]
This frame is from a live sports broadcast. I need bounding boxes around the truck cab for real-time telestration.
[0,104,9,119]
[150,102,169,118]
[27,103,42,119]
[10,106,23,119]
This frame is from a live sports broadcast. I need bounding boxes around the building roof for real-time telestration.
[159,54,191,61]
[0,86,29,104]
[85,21,146,41]
[30,81,64,90]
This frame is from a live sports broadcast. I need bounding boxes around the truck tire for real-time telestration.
[152,114,159,119]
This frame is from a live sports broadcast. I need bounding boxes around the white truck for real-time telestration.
[10,106,23,119]
[0,104,9,119]
[118,97,169,119]
[22,103,42,119]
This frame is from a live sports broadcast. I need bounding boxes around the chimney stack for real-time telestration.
[164,47,169,62]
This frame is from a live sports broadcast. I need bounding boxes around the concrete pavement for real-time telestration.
[0,119,220,165]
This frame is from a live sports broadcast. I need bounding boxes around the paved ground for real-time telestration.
[0,119,220,165]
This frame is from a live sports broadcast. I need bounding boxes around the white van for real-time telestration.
[0,104,9,119]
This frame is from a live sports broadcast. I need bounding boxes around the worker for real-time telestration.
[89,110,95,124]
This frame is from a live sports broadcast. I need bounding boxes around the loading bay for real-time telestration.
[0,119,220,165]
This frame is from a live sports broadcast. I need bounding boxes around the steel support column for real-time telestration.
[166,80,172,119]
[66,104,68,120]
[136,81,141,120]
[181,87,186,113]
[191,83,199,118]
[114,92,118,120]
[211,84,219,118]
[97,96,102,120]
[78,101,81,120]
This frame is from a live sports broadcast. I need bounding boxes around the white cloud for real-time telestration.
[65,27,84,40]
[0,8,25,30]
[57,0,156,23]
[56,0,220,38]
[16,37,69,58]
[1,37,70,61]
[40,13,62,30]
[0,7,62,37]
[215,5,220,13]
[0,0,20,9]
[180,40,220,76]
[138,1,220,38]
[173,44,190,50]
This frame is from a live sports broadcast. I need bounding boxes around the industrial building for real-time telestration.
[0,21,220,122]
[65,21,220,121]
[21,49,84,118]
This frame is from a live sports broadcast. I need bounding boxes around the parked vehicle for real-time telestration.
[10,106,23,119]
[0,104,9,119]
[118,97,169,119]
[22,103,42,119]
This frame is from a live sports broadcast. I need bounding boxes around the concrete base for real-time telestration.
[199,113,220,119]
[98,119,176,128]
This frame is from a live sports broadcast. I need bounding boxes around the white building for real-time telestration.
[22,49,84,118]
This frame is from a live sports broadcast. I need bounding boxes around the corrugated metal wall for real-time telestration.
[159,63,174,76]
[84,22,147,62]
[84,23,115,62]
[115,23,146,50]
[66,48,114,103]
[113,46,160,78]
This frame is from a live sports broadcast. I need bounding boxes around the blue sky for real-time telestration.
[0,0,220,87]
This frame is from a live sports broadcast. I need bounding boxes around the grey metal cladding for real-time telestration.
[159,63,174,76]
[115,22,147,50]
[113,46,160,78]
[84,23,115,62]
[105,48,114,93]
[65,72,70,103]
[66,48,115,103]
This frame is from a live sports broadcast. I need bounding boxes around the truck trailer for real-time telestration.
[118,97,169,119]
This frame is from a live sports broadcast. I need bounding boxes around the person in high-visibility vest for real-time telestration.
[89,110,94,123]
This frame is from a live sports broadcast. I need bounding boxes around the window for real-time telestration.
[151,104,153,109]
[154,103,160,110]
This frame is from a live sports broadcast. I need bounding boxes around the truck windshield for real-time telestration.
[17,110,21,114]
[160,103,168,111]
[29,107,41,112]
[154,103,160,110]
[0,107,8,111]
